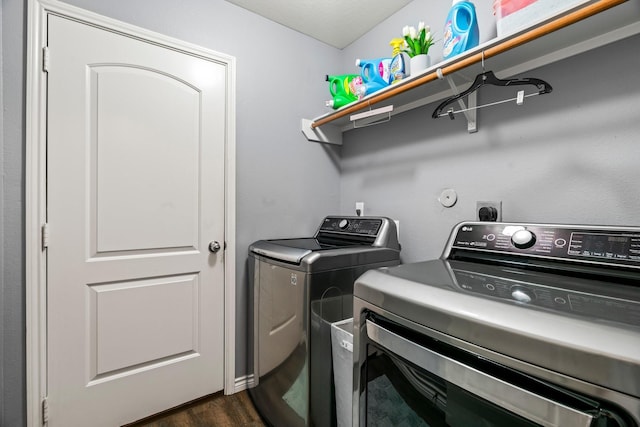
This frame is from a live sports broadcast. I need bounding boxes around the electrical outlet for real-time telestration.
[477,201,502,222]
[355,202,364,216]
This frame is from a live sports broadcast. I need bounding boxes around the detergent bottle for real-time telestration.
[355,57,392,96]
[389,38,406,84]
[348,76,367,100]
[325,74,359,109]
[442,0,480,59]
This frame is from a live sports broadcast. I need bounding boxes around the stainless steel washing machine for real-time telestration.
[354,222,640,427]
[248,216,401,427]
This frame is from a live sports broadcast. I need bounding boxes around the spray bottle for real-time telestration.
[442,0,480,59]
[389,38,406,84]
[325,74,360,109]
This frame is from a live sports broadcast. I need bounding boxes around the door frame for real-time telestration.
[25,1,237,424]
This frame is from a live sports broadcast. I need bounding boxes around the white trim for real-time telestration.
[233,374,257,393]
[26,2,49,425]
[223,42,238,397]
[25,1,237,424]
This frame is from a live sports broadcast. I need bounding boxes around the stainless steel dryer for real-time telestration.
[248,216,400,427]
[354,222,640,427]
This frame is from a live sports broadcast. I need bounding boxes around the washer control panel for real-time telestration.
[319,217,383,236]
[450,223,640,265]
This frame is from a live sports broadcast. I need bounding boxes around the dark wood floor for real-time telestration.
[125,390,266,427]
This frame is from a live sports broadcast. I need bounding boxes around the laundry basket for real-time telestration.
[310,292,351,426]
[331,318,353,427]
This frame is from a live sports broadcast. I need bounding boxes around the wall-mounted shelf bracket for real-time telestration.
[437,68,477,133]
[301,119,342,145]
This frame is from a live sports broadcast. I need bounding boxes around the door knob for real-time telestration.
[209,241,222,253]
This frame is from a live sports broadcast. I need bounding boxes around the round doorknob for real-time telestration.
[209,241,222,253]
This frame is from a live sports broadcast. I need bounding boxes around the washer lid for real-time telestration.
[250,240,314,264]
[269,237,361,251]
[250,237,370,264]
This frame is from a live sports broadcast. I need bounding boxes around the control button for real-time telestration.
[485,284,495,291]
[338,219,349,229]
[554,238,567,247]
[511,287,534,303]
[486,234,496,241]
[511,229,536,249]
[554,297,567,305]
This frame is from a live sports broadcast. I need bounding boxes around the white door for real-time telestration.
[46,14,227,426]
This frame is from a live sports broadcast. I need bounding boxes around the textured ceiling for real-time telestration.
[224,0,414,49]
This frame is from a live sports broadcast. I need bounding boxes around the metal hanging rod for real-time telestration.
[435,90,538,119]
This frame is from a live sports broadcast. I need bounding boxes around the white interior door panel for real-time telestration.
[46,13,227,426]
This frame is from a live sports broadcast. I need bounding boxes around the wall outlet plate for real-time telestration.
[477,201,502,221]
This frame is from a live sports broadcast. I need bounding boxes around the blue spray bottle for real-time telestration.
[442,0,480,59]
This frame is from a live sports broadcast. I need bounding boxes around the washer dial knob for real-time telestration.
[511,229,536,249]
[511,286,535,303]
[338,219,349,230]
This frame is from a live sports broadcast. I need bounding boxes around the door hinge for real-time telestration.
[42,46,50,72]
[42,223,50,249]
[42,397,49,423]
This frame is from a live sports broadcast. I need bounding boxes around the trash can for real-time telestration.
[331,318,353,427]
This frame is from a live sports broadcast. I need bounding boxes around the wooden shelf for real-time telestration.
[302,0,640,144]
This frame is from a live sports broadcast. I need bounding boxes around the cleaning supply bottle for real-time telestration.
[442,0,480,59]
[325,74,359,109]
[355,57,392,96]
[348,76,367,100]
[389,38,406,84]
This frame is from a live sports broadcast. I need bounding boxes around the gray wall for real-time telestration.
[1,0,342,424]
[1,1,5,422]
[339,1,640,262]
[2,0,28,426]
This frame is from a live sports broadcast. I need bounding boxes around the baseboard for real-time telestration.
[232,374,256,393]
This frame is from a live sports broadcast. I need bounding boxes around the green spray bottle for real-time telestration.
[325,74,359,109]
